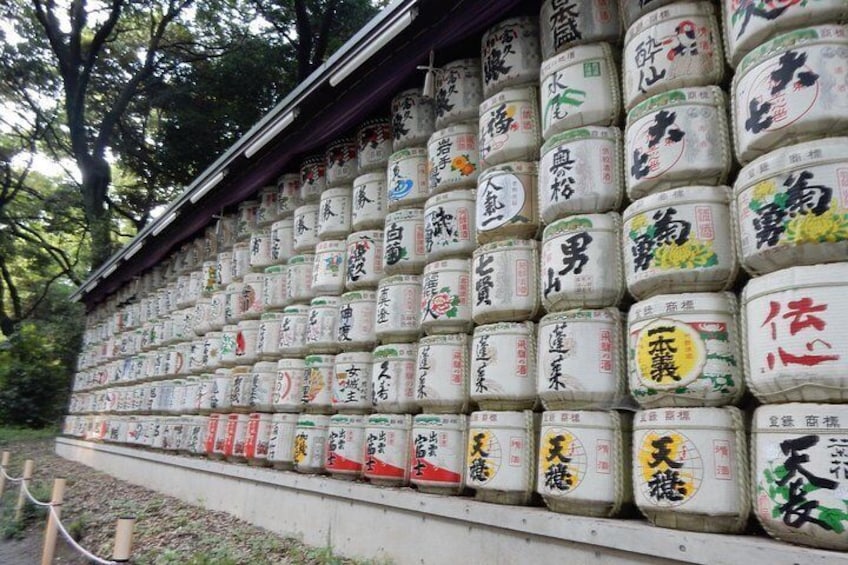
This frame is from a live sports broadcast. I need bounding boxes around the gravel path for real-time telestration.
[0,437,362,564]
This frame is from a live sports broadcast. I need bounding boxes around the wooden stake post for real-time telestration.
[0,451,10,499]
[40,478,66,565]
[14,459,34,522]
[112,516,136,562]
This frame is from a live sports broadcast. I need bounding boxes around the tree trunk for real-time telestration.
[79,154,114,269]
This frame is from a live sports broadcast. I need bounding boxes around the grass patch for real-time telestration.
[0,426,57,445]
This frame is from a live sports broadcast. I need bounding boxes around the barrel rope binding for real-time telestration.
[611,409,624,518]
[730,405,751,533]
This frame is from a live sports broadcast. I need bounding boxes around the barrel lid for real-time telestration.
[429,123,477,140]
[330,413,367,424]
[386,207,424,220]
[736,25,847,78]
[380,274,421,286]
[754,403,848,430]
[305,353,336,364]
[423,257,471,274]
[310,295,340,307]
[541,42,614,78]
[366,413,412,426]
[473,321,535,336]
[419,333,468,346]
[734,137,848,193]
[297,414,330,426]
[625,1,716,44]
[335,351,373,363]
[623,186,731,221]
[543,212,620,240]
[354,171,387,185]
[540,307,620,325]
[743,263,848,303]
[479,84,539,114]
[634,406,739,430]
[627,86,724,123]
[283,304,310,314]
[414,413,466,426]
[373,343,418,358]
[340,290,377,302]
[469,410,529,428]
[389,146,428,160]
[478,161,538,181]
[426,188,475,206]
[628,292,736,324]
[541,409,626,430]
[473,238,538,256]
[315,239,347,251]
[260,312,285,320]
[541,125,621,155]
[264,265,286,274]
[287,254,314,265]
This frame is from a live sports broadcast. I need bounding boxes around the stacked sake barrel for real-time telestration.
[455,16,544,505]
[723,0,848,550]
[533,0,630,518]
[618,1,752,534]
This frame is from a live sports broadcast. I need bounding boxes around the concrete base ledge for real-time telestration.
[55,438,844,564]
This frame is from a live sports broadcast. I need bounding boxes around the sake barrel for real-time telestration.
[387,148,429,211]
[472,239,540,325]
[345,231,384,290]
[248,361,276,412]
[211,369,233,412]
[257,186,279,227]
[416,334,470,413]
[311,240,347,295]
[273,358,305,413]
[333,352,373,413]
[625,87,733,200]
[276,173,302,218]
[236,200,260,242]
[293,414,330,473]
[475,162,539,243]
[632,406,749,533]
[536,309,625,410]
[539,126,623,224]
[325,414,367,479]
[420,259,473,335]
[732,25,848,165]
[537,410,632,517]
[392,89,436,151]
[541,213,626,311]
[540,43,620,140]
[285,254,315,304]
[336,291,377,351]
[207,413,227,458]
[245,412,272,465]
[325,137,358,188]
[383,208,426,275]
[201,260,218,297]
[293,204,319,253]
[241,273,265,319]
[621,0,679,27]
[622,185,738,299]
[375,275,421,343]
[270,218,295,265]
[357,118,393,172]
[434,58,484,129]
[628,292,744,408]
[231,242,250,282]
[467,410,537,505]
[479,86,541,169]
[410,414,467,494]
[743,263,848,403]
[351,172,387,231]
[223,413,250,462]
[301,354,334,414]
[424,190,476,261]
[732,137,848,276]
[623,2,724,111]
[277,304,309,357]
[317,188,352,241]
[427,125,480,194]
[229,366,254,413]
[300,156,325,203]
[539,0,621,58]
[364,414,412,486]
[470,322,536,410]
[262,265,288,311]
[723,0,848,68]
[267,413,299,469]
[372,343,419,414]
[203,331,222,372]
[753,403,848,550]
[481,17,541,97]
[235,319,261,365]
[306,296,340,354]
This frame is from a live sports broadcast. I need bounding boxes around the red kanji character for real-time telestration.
[762,300,781,340]
[782,298,827,336]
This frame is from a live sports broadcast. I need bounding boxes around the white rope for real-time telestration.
[49,505,119,565]
[21,480,52,507]
[0,465,24,482]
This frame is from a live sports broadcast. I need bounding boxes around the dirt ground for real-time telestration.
[0,437,362,564]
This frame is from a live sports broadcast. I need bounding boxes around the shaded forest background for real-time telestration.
[0,0,384,427]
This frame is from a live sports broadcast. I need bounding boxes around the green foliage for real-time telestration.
[0,426,57,445]
[0,284,83,428]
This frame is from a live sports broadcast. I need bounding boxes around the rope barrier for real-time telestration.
[2,462,121,564]
[49,505,119,565]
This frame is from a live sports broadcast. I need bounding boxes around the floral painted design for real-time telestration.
[784,211,848,245]
[451,155,476,177]
[628,207,717,272]
[652,240,718,270]
[422,286,460,320]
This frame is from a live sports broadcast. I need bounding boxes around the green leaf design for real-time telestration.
[749,199,762,212]
[773,192,788,209]
[763,468,774,484]
[817,507,848,534]
[702,253,719,267]
[445,306,458,319]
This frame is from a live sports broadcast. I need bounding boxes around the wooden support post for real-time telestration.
[40,478,66,565]
[112,516,136,562]
[0,451,10,499]
[14,459,34,522]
